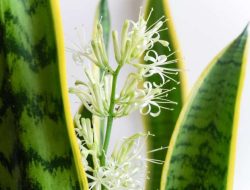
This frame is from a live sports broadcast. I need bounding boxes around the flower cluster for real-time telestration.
[74,114,100,171]
[69,8,180,190]
[69,68,111,117]
[75,114,165,190]
[70,9,179,118]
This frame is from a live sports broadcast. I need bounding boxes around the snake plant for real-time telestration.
[0,0,248,190]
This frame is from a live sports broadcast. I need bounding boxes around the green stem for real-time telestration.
[100,65,122,166]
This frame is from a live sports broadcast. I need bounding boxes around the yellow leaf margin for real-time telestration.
[50,1,89,189]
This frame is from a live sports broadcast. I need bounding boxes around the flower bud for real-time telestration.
[112,31,121,62]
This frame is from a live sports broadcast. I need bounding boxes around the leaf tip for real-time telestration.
[241,22,249,37]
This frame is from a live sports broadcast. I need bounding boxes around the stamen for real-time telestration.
[139,6,143,18]
[146,8,154,23]
[157,27,169,33]
[146,15,165,31]
[147,146,168,153]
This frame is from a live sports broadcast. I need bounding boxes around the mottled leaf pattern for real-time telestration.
[161,26,249,190]
[0,0,87,189]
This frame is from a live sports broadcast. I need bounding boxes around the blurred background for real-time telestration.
[60,0,250,189]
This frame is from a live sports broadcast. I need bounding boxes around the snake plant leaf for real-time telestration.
[0,0,88,189]
[143,1,187,189]
[98,0,110,50]
[161,26,249,190]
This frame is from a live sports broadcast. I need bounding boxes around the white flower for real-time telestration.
[111,8,170,66]
[127,8,170,61]
[67,24,113,73]
[74,114,101,173]
[69,67,111,117]
[66,26,94,63]
[116,79,177,117]
[86,133,166,190]
[75,116,167,190]
[69,9,179,118]
[134,50,180,86]
[74,114,94,148]
[91,23,114,73]
[70,8,181,190]
[137,81,177,117]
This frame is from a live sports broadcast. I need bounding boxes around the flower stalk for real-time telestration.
[101,65,122,166]
[69,8,180,189]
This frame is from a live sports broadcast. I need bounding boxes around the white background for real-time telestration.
[60,0,250,189]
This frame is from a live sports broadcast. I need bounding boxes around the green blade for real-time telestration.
[0,0,88,189]
[143,1,187,189]
[98,0,110,50]
[161,26,249,190]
